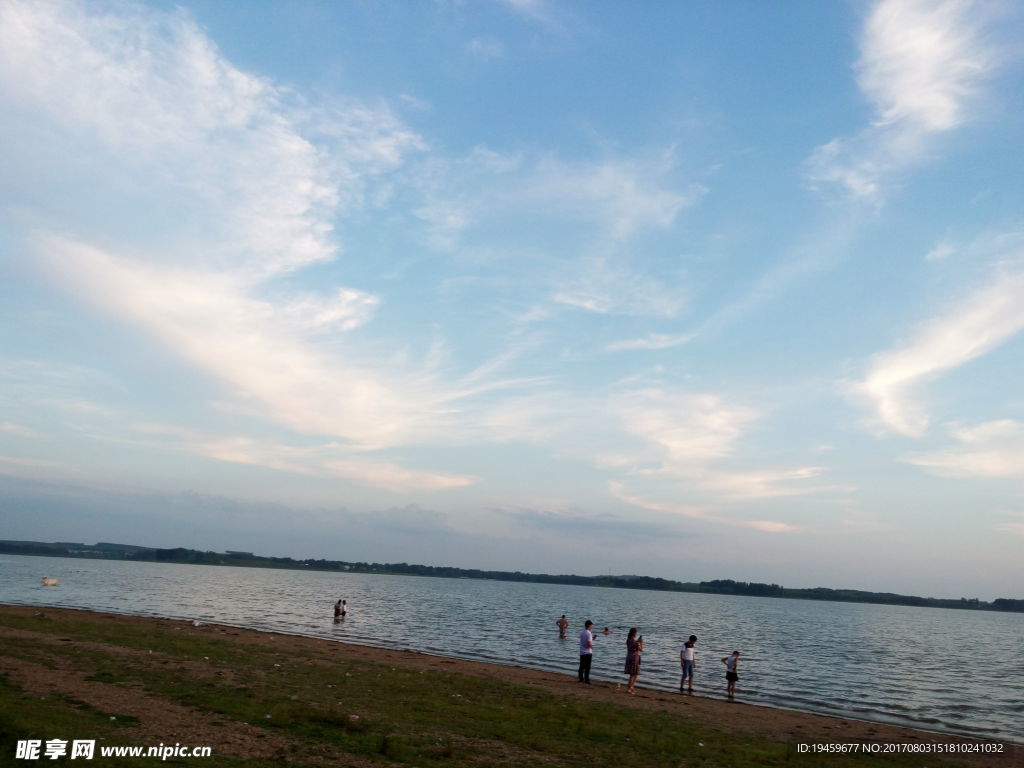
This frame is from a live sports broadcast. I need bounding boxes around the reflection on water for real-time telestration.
[3,554,1021,743]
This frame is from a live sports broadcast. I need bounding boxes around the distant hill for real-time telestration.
[2,538,1021,613]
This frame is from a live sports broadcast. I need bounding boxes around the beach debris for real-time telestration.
[264,714,271,719]
[348,715,360,723]
[190,620,203,627]
[41,577,59,587]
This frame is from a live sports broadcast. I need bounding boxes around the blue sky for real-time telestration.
[2,0,1023,599]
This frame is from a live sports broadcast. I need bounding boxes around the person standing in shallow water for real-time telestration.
[722,650,740,699]
[623,627,643,694]
[555,614,569,639]
[680,635,697,693]
[333,600,342,622]
[578,620,594,684]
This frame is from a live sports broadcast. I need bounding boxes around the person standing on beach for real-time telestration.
[556,614,569,639]
[578,620,594,683]
[722,650,740,699]
[623,628,643,694]
[680,635,697,693]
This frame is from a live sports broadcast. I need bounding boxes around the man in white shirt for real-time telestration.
[578,620,594,684]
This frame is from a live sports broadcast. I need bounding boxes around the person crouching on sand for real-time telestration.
[722,650,740,699]
[623,627,643,694]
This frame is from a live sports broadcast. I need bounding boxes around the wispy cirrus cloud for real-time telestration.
[806,0,997,202]
[996,513,1024,536]
[551,255,687,318]
[525,154,704,240]
[413,147,702,250]
[605,332,695,352]
[144,428,478,493]
[903,419,1024,477]
[615,389,759,470]
[39,237,470,451]
[410,146,702,318]
[0,0,423,280]
[854,268,1024,437]
[2,1,521,457]
[609,388,834,507]
[0,422,40,439]
[608,482,802,533]
[466,37,505,59]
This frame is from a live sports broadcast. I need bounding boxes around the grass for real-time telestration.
[0,609,989,768]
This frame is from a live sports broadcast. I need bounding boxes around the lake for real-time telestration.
[2,554,1021,743]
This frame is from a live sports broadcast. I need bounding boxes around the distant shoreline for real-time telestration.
[1,604,1018,766]
[3,541,1022,613]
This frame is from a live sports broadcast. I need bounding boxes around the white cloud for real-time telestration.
[903,419,1024,477]
[924,241,956,262]
[607,481,711,521]
[695,466,830,501]
[0,454,78,478]
[40,237,458,450]
[855,270,1024,437]
[996,514,1024,536]
[616,389,759,469]
[323,459,476,493]
[606,332,695,352]
[413,147,700,250]
[858,0,988,132]
[467,37,505,59]
[0,422,39,438]
[607,388,841,510]
[409,146,701,318]
[806,0,996,202]
[551,261,685,318]
[0,0,423,280]
[274,288,380,333]
[527,155,704,240]
[609,482,801,533]
[745,520,802,533]
[191,434,477,493]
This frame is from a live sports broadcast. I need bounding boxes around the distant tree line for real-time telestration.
[3,539,1021,613]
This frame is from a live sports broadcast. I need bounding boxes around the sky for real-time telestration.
[1,0,1023,600]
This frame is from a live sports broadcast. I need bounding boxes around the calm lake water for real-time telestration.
[2,554,1022,743]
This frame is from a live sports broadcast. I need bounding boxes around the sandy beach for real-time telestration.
[1,604,1019,767]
